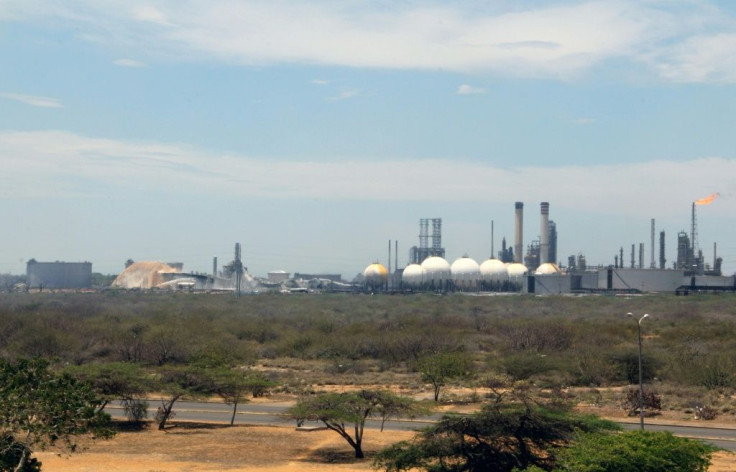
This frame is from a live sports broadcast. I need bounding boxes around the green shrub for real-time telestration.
[555,430,714,472]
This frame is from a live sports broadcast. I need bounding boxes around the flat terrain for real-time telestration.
[35,421,735,472]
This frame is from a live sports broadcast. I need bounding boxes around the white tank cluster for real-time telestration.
[398,255,528,291]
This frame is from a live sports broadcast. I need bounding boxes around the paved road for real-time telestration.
[107,400,736,451]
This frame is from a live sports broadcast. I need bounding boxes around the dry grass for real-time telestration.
[35,422,415,472]
[34,419,736,472]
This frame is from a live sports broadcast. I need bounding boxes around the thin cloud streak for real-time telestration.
[113,58,147,68]
[457,84,487,95]
[2,1,736,82]
[1,130,733,219]
[0,93,62,108]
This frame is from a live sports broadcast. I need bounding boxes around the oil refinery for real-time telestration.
[19,195,734,295]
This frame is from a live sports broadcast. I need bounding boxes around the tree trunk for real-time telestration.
[230,400,238,426]
[13,447,29,472]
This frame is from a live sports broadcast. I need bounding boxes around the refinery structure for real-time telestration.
[20,194,734,295]
[362,195,734,295]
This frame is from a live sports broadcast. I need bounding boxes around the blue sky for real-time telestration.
[1,0,735,278]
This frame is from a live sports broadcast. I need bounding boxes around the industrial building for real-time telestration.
[26,260,92,289]
[395,197,733,295]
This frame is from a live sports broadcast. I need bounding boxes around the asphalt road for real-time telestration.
[107,400,736,451]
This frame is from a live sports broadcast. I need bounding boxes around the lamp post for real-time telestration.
[627,312,649,430]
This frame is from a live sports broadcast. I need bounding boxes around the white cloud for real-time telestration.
[0,93,62,108]
[456,84,487,95]
[311,79,329,86]
[1,130,733,221]
[4,1,735,81]
[649,33,736,83]
[329,88,360,101]
[113,58,147,68]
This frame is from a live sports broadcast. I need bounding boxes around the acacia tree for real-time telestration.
[288,390,428,459]
[0,358,114,472]
[374,395,616,472]
[212,368,259,426]
[418,351,473,402]
[154,367,212,430]
[65,362,148,413]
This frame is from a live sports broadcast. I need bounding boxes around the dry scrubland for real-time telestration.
[32,423,735,472]
[2,291,736,469]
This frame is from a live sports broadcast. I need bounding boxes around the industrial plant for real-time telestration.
[383,195,734,295]
[18,194,733,296]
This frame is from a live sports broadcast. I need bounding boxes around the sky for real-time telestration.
[1,0,736,278]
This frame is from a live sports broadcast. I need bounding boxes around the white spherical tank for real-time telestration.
[506,262,529,279]
[450,256,480,290]
[401,264,425,288]
[479,259,508,283]
[534,263,561,275]
[420,256,451,286]
[363,263,388,288]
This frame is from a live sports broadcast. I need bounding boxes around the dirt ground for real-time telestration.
[35,421,735,472]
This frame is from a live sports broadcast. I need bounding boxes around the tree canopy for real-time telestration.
[0,358,114,472]
[555,430,714,472]
[374,401,617,472]
[289,389,428,459]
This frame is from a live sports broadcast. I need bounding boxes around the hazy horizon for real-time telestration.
[1,1,734,277]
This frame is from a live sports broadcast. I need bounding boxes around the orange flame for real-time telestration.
[694,193,720,205]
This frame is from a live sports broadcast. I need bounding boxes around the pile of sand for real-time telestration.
[111,261,180,289]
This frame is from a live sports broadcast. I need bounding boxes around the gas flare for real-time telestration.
[694,193,719,205]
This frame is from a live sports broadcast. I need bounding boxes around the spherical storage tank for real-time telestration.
[401,263,425,288]
[363,263,388,288]
[479,259,508,283]
[450,256,480,290]
[420,256,451,287]
[506,263,529,280]
[534,263,561,275]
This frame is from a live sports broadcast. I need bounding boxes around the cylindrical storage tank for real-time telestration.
[534,262,561,275]
[506,262,529,280]
[401,264,425,288]
[450,256,480,290]
[363,263,388,289]
[480,259,508,284]
[420,256,451,288]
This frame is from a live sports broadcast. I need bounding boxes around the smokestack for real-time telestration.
[659,231,666,269]
[213,256,217,278]
[639,242,644,269]
[650,219,656,269]
[540,202,550,264]
[620,247,624,268]
[631,244,635,268]
[514,202,523,263]
[388,240,392,290]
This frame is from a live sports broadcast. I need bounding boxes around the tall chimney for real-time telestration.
[650,219,656,269]
[639,242,644,269]
[213,256,218,278]
[631,244,635,268]
[659,231,666,269]
[540,202,550,264]
[514,202,524,263]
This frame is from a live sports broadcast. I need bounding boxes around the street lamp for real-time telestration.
[627,312,649,430]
